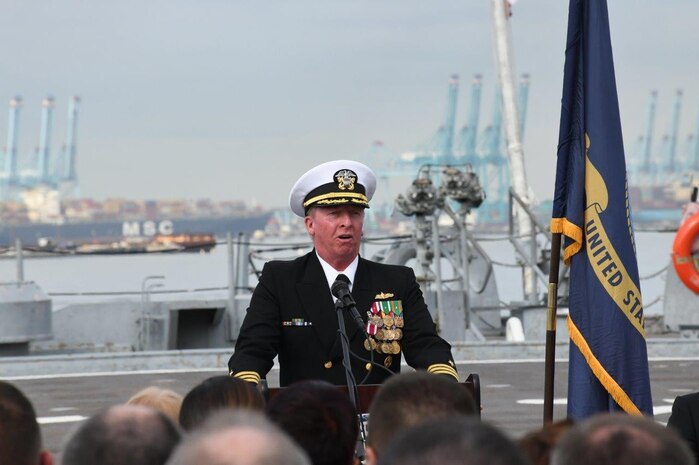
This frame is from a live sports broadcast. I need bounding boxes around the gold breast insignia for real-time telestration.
[374,292,394,300]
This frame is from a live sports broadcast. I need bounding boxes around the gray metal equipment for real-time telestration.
[0,281,52,355]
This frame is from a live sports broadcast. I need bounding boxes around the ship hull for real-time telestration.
[0,213,271,247]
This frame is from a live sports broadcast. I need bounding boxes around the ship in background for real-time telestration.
[627,90,699,227]
[0,193,271,248]
[0,96,271,248]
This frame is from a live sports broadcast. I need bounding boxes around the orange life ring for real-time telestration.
[672,213,699,294]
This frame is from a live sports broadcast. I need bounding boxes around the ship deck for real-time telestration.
[3,355,696,454]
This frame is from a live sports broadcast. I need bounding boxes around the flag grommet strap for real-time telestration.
[550,217,583,263]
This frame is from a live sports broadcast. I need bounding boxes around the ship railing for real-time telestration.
[507,188,569,299]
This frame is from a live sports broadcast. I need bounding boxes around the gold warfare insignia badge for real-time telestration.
[334,169,357,191]
[374,292,395,299]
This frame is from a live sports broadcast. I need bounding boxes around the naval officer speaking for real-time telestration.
[228,160,458,387]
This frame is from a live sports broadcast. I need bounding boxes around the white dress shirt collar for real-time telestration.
[315,251,359,294]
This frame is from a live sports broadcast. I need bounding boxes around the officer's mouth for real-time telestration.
[337,234,354,242]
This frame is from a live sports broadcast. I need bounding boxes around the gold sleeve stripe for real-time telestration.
[427,364,459,380]
[232,371,261,384]
[429,369,460,381]
[428,367,459,376]
[427,363,459,374]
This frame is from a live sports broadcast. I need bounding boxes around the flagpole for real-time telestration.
[544,232,562,424]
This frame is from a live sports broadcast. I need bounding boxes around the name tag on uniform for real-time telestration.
[282,318,313,327]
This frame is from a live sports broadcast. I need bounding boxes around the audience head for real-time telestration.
[266,380,358,465]
[179,375,265,431]
[378,415,527,465]
[366,371,476,463]
[518,418,575,465]
[552,413,694,465]
[61,405,181,465]
[126,386,183,424]
[0,381,52,465]
[166,410,310,465]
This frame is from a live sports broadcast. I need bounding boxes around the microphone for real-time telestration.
[331,274,365,331]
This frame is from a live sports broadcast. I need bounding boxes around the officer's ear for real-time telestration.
[364,446,378,465]
[304,208,316,236]
[39,450,54,465]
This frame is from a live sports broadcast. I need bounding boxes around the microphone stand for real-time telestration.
[335,299,359,411]
[334,298,366,462]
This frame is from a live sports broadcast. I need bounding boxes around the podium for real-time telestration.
[264,373,481,417]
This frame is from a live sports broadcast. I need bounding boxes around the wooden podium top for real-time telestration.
[264,373,480,417]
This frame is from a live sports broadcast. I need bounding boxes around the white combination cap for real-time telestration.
[288,160,377,217]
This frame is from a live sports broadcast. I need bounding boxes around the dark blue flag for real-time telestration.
[551,0,653,418]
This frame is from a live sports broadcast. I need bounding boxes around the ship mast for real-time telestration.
[491,0,538,302]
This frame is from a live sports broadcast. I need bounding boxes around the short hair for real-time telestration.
[378,416,527,465]
[179,376,265,431]
[61,405,181,465]
[518,418,575,465]
[367,371,476,453]
[0,381,42,465]
[127,386,183,424]
[166,410,310,465]
[552,413,694,465]
[266,380,358,465]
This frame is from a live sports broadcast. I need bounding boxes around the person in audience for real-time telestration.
[266,380,359,465]
[365,371,477,465]
[61,405,181,465]
[179,375,265,431]
[166,410,310,465]
[518,418,574,465]
[377,415,527,465]
[667,392,699,464]
[552,412,693,465]
[126,386,183,424]
[0,381,53,465]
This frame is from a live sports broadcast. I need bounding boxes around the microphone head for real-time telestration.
[331,274,351,299]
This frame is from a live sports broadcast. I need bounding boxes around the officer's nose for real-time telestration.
[338,212,350,225]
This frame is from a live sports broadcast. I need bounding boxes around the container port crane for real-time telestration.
[687,103,699,174]
[369,73,530,227]
[0,95,80,201]
[628,90,699,225]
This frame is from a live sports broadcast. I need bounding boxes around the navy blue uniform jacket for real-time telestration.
[228,251,457,387]
[668,392,699,464]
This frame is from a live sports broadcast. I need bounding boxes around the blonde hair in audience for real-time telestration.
[126,386,183,424]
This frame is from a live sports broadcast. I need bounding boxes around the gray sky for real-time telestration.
[0,1,697,209]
